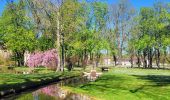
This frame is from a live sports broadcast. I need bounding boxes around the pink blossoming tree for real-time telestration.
[26,49,58,70]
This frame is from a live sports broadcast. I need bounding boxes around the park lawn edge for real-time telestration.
[0,71,82,98]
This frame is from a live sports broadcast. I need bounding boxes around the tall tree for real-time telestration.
[109,0,135,65]
[0,1,36,66]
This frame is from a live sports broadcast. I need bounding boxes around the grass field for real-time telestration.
[64,68,170,100]
[0,70,81,92]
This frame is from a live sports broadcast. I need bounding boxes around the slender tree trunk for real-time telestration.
[120,22,126,65]
[92,53,94,65]
[96,52,100,67]
[67,57,72,71]
[130,55,133,68]
[61,33,65,71]
[78,57,80,67]
[113,54,117,66]
[156,48,160,68]
[148,48,152,68]
[163,50,167,68]
[116,24,121,65]
[137,51,141,68]
[16,51,24,67]
[143,50,147,68]
[90,52,92,61]
[81,51,84,67]
[56,10,61,71]
[16,52,20,67]
[60,0,65,72]
[83,49,88,70]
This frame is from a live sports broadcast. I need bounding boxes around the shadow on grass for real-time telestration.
[129,75,170,94]
[77,74,170,95]
[129,86,144,93]
[0,74,63,92]
[130,67,170,70]
[133,75,170,86]
[78,75,128,93]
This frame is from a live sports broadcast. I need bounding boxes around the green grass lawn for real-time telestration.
[0,70,81,92]
[64,68,170,100]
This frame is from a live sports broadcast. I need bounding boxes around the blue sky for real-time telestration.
[0,0,7,15]
[0,0,170,15]
[108,0,170,10]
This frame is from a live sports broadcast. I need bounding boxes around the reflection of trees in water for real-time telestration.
[31,77,91,100]
[33,91,39,100]
[39,85,68,99]
[32,85,90,100]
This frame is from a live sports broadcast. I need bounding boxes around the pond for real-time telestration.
[2,77,91,100]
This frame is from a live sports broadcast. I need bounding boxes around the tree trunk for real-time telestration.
[130,55,133,68]
[83,49,88,70]
[113,55,117,66]
[137,51,141,68]
[156,48,160,68]
[78,57,80,67]
[96,52,100,67]
[143,50,147,68]
[16,51,24,67]
[16,52,21,67]
[148,48,152,68]
[56,10,61,72]
[61,33,65,71]
[67,57,72,71]
[90,52,92,61]
[81,51,84,67]
[163,50,167,68]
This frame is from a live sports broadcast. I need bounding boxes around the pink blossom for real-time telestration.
[26,49,58,70]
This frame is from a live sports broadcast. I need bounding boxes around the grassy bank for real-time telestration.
[64,68,170,100]
[0,70,82,97]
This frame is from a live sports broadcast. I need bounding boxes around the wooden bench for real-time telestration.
[101,67,109,72]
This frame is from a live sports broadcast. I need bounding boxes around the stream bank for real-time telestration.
[0,71,82,98]
[2,75,92,100]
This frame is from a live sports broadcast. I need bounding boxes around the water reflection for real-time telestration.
[14,77,91,100]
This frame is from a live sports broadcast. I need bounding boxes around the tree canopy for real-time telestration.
[0,0,170,70]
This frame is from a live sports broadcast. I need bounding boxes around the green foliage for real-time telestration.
[37,36,54,51]
[62,0,109,60]
[129,2,170,57]
[0,2,36,52]
[93,1,108,29]
[0,0,169,68]
[0,1,38,66]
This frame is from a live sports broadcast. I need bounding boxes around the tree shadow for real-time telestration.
[78,74,170,94]
[128,75,170,94]
[133,75,170,86]
[131,67,170,70]
[129,86,144,93]
[0,74,63,95]
[78,75,128,93]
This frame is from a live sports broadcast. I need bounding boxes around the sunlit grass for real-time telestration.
[64,68,170,100]
[0,70,81,91]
